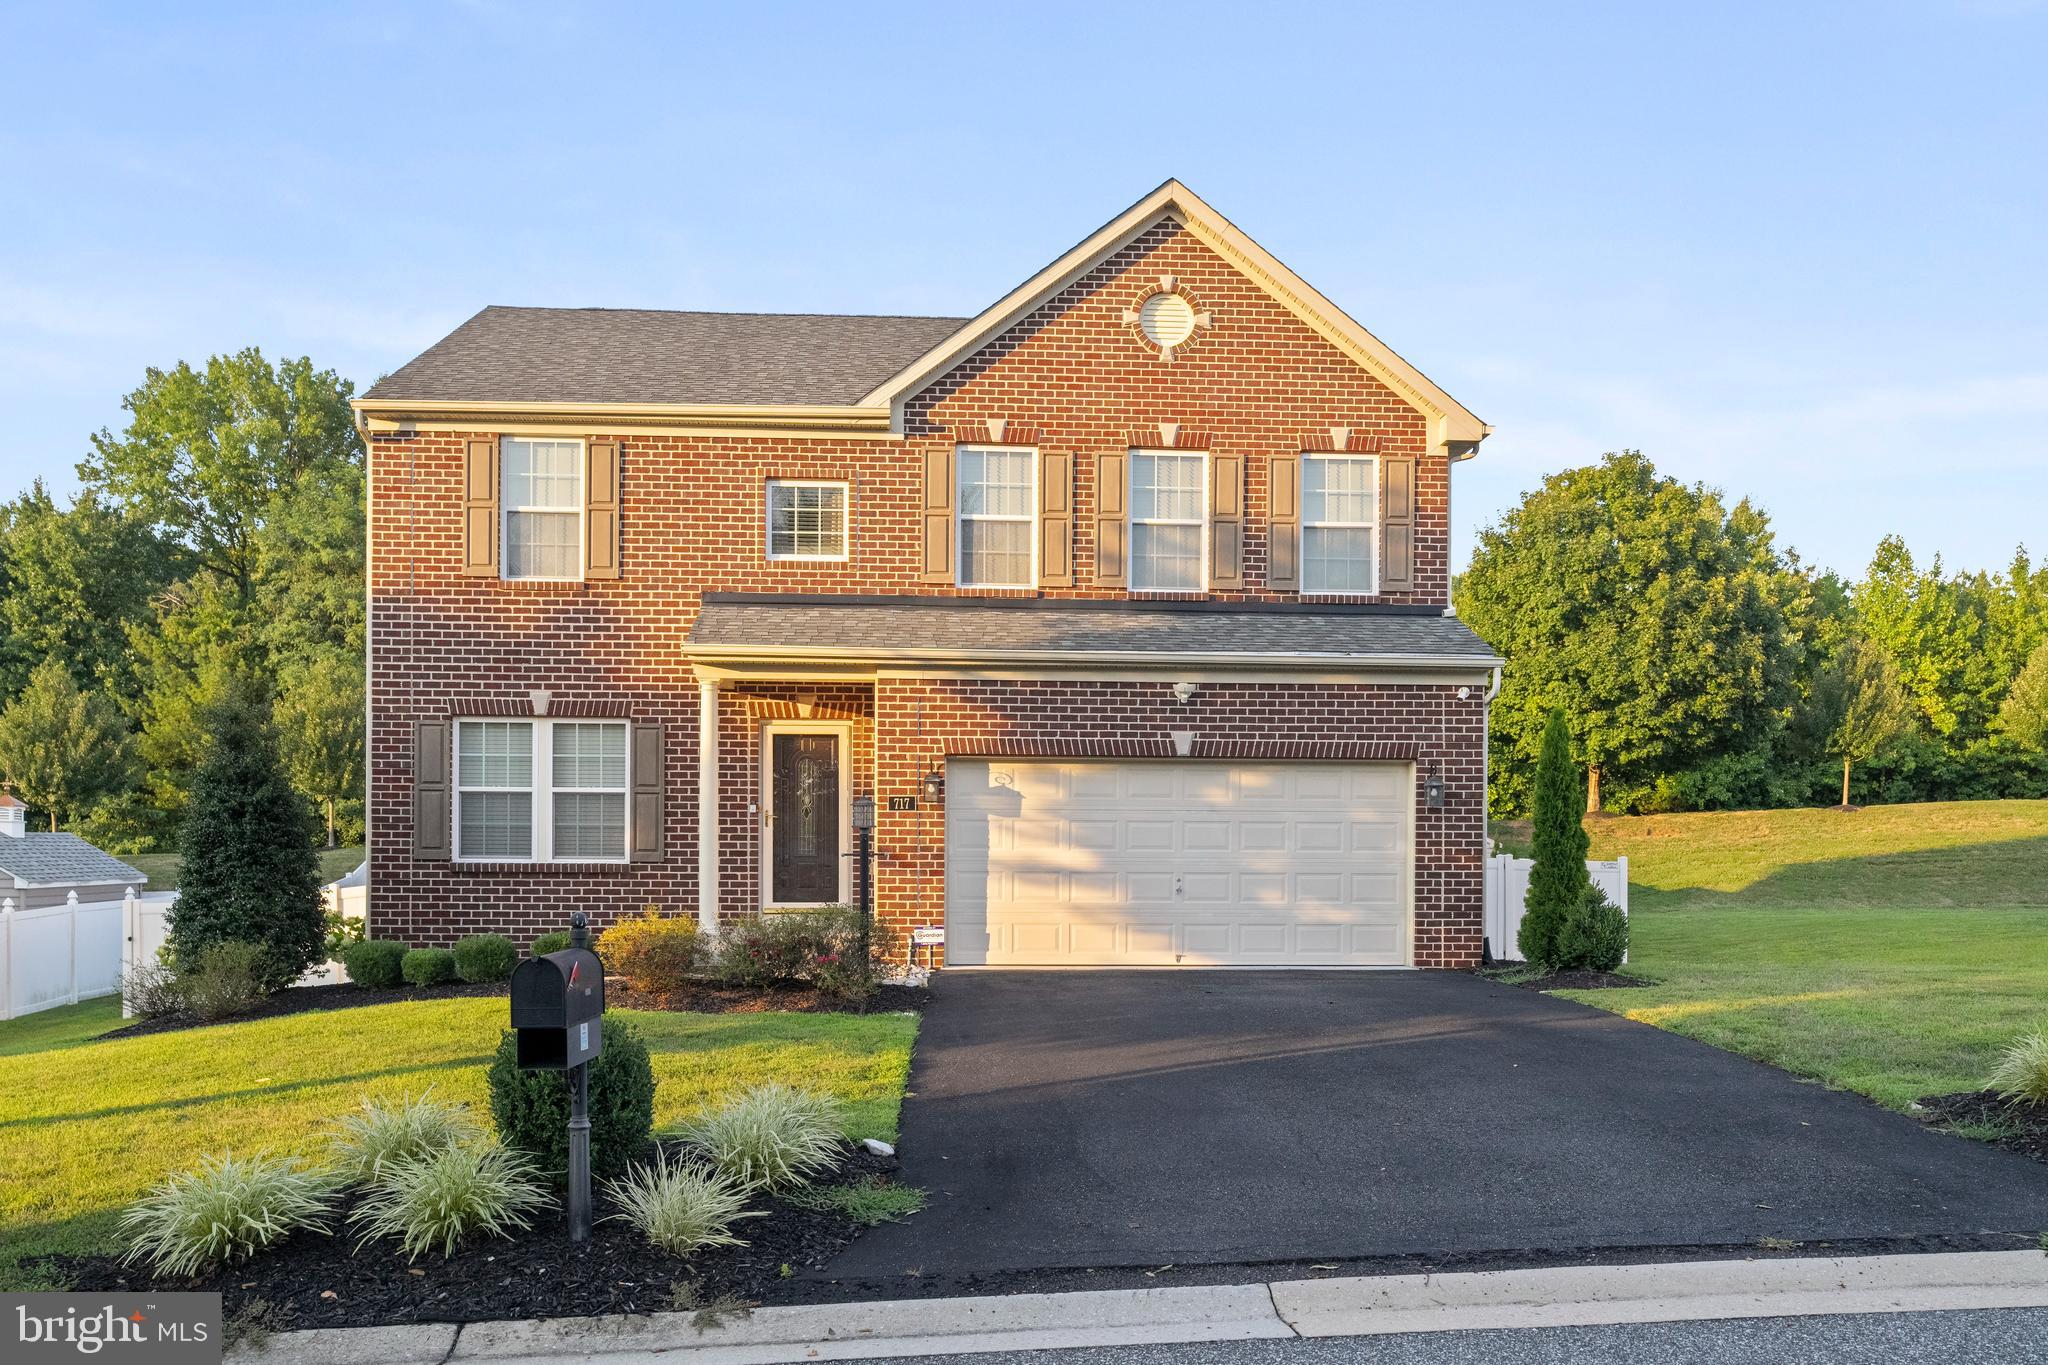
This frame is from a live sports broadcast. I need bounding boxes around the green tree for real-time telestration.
[254,457,366,677]
[168,682,324,988]
[0,482,179,707]
[276,655,364,847]
[2000,640,2048,751]
[1804,638,1918,807]
[0,658,138,830]
[128,582,262,828]
[1460,451,1802,815]
[78,350,363,606]
[1851,536,1985,740]
[1518,709,1590,967]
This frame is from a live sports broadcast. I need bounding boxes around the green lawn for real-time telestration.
[1527,800,2048,1111]
[121,846,364,892]
[0,997,126,1058]
[0,998,918,1290]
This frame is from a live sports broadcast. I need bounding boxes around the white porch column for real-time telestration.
[696,674,721,935]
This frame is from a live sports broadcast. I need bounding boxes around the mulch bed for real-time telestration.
[99,977,929,1041]
[1480,967,1652,991]
[51,1142,903,1330]
[1918,1090,2048,1163]
[609,981,930,1016]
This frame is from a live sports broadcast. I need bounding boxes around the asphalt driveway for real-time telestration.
[829,970,2048,1276]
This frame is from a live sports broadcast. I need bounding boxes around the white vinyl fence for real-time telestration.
[1484,853,1629,963]
[0,887,158,1020]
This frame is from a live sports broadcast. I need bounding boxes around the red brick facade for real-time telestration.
[365,216,1491,966]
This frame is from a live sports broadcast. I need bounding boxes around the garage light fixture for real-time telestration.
[922,768,945,800]
[1171,682,1199,704]
[1424,765,1446,809]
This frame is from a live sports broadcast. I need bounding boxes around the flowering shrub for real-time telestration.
[598,908,701,997]
[709,908,894,999]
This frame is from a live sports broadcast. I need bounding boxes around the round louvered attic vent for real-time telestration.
[1139,291,1198,348]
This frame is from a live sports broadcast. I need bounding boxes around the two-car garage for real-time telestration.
[943,759,1414,967]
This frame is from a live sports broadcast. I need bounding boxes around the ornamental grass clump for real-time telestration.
[326,1090,480,1186]
[120,1153,336,1276]
[348,1142,549,1261]
[1987,1031,2048,1107]
[684,1083,846,1193]
[602,1148,759,1254]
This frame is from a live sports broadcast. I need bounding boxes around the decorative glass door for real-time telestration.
[770,733,841,904]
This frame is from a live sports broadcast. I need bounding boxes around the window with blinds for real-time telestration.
[455,719,628,861]
[766,480,849,560]
[956,446,1037,587]
[1301,454,1378,594]
[1129,450,1207,591]
[502,437,583,580]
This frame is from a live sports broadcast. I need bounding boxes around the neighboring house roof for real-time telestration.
[361,308,968,407]
[687,595,1503,668]
[0,833,149,888]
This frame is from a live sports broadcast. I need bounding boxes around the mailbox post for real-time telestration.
[510,910,605,1243]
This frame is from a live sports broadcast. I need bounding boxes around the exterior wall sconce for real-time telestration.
[922,768,945,800]
[1171,682,1199,704]
[1424,766,1446,809]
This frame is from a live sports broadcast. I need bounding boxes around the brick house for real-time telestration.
[355,181,1502,969]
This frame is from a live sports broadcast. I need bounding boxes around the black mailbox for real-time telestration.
[510,948,604,1070]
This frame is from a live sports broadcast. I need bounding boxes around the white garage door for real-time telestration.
[945,759,1412,967]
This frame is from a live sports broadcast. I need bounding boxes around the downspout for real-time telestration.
[1481,663,1502,963]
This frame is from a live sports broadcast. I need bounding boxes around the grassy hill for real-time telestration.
[1503,800,2048,1110]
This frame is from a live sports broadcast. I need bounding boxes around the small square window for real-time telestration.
[766,481,849,560]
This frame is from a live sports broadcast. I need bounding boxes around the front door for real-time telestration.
[769,732,842,904]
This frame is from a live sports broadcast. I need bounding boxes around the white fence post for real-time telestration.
[121,887,136,1019]
[66,890,80,1007]
[2,896,13,1021]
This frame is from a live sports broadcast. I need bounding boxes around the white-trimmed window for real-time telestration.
[1301,454,1378,594]
[502,437,583,580]
[766,480,849,560]
[956,446,1036,587]
[1129,450,1207,591]
[456,719,628,862]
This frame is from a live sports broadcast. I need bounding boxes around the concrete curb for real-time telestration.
[229,1250,2048,1363]
[1269,1249,2048,1337]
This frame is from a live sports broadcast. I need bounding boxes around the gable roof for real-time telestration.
[861,180,1489,450]
[0,833,149,888]
[362,308,966,408]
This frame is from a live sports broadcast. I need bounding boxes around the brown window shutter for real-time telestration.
[462,437,499,577]
[630,722,664,862]
[413,719,451,860]
[1094,451,1128,587]
[1209,452,1244,589]
[1039,450,1074,587]
[585,440,621,579]
[919,445,955,583]
[1380,456,1417,594]
[1266,452,1300,590]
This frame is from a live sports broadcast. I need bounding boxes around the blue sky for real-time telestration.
[3,1,2043,579]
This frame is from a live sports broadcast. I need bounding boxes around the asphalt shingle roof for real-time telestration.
[0,833,149,887]
[362,307,969,407]
[688,597,1502,663]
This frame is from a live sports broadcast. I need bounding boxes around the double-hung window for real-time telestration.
[1300,454,1377,594]
[956,446,1036,587]
[766,480,848,560]
[1129,450,1207,591]
[502,437,583,580]
[456,719,628,861]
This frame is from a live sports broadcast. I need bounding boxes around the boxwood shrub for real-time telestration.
[401,947,458,988]
[529,930,571,957]
[342,939,409,990]
[487,1015,655,1182]
[453,933,519,984]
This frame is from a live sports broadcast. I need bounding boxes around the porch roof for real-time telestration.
[687,594,1503,669]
